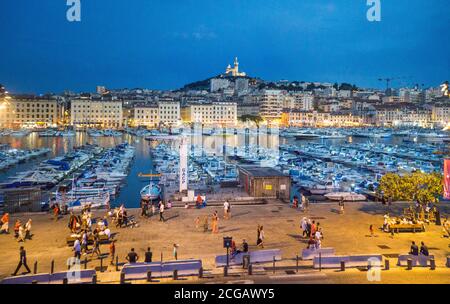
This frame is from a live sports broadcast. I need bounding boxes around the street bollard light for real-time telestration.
[407,258,413,270]
[33,261,38,274]
[340,261,346,272]
[147,271,152,282]
[430,259,436,270]
[50,260,55,274]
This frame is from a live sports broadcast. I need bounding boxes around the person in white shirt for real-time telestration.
[223,201,230,219]
[73,238,81,259]
[159,201,165,222]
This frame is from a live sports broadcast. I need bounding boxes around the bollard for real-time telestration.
[248,264,253,275]
[100,256,104,272]
[62,278,68,284]
[273,256,276,274]
[116,256,119,271]
[385,259,390,271]
[33,261,38,274]
[319,252,322,272]
[340,261,345,272]
[407,258,412,270]
[224,266,228,277]
[92,274,97,284]
[430,259,436,270]
[446,256,450,268]
[198,267,203,278]
[173,270,178,280]
[120,272,125,284]
[84,257,88,270]
[296,255,299,273]
[147,271,152,282]
[50,260,54,274]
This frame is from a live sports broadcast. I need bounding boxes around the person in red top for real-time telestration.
[0,213,9,234]
[311,220,317,236]
[53,204,59,221]
[14,220,21,238]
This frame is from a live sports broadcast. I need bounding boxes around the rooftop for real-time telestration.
[238,166,288,178]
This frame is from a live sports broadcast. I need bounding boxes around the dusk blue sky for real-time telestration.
[0,0,448,94]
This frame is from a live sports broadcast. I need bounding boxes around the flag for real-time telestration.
[444,159,450,200]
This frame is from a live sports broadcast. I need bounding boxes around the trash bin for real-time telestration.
[243,255,251,269]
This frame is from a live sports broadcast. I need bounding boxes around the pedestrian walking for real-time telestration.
[91,235,101,258]
[159,201,165,222]
[73,238,81,260]
[257,226,265,248]
[12,247,31,276]
[0,213,9,234]
[109,240,116,265]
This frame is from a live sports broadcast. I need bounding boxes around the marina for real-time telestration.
[0,126,447,211]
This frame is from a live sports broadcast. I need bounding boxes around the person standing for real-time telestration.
[203,216,209,233]
[126,248,139,264]
[53,204,60,221]
[223,201,230,219]
[159,201,165,222]
[339,198,345,215]
[17,225,25,243]
[109,240,116,265]
[25,219,32,240]
[257,226,265,248]
[145,247,153,263]
[173,244,179,260]
[73,238,81,260]
[91,235,101,258]
[12,247,31,276]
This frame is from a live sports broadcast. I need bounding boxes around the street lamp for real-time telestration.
[223,236,233,268]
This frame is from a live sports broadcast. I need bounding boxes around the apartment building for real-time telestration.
[181,102,237,125]
[71,98,123,129]
[0,97,58,129]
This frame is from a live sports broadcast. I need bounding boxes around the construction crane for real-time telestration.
[378,77,403,90]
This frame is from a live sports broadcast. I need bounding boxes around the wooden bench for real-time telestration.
[313,254,383,269]
[301,248,335,260]
[121,259,202,282]
[215,249,282,267]
[66,234,110,246]
[1,273,51,284]
[397,254,435,267]
[388,224,425,233]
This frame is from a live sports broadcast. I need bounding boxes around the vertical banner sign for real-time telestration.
[179,137,188,192]
[444,159,450,200]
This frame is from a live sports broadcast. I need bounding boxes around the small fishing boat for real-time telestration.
[324,192,367,202]
[140,183,161,201]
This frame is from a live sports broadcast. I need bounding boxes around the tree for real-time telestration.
[378,172,443,203]
[238,115,263,127]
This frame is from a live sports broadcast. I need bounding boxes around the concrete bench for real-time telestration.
[397,255,435,267]
[1,273,51,284]
[121,259,202,281]
[313,254,383,269]
[215,249,282,267]
[301,248,335,260]
[49,269,97,284]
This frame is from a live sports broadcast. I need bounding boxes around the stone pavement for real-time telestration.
[0,200,449,283]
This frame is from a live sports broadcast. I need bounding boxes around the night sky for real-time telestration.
[0,0,448,94]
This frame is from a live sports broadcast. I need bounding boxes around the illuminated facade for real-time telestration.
[71,98,123,129]
[0,97,58,129]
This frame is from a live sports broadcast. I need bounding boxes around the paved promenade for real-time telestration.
[0,200,449,283]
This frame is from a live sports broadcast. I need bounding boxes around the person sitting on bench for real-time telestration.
[419,242,429,256]
[409,241,419,256]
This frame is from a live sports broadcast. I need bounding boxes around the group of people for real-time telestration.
[0,213,32,242]
[140,199,169,222]
[409,241,430,256]
[291,195,309,212]
[300,217,323,250]
[195,210,220,234]
[195,194,207,209]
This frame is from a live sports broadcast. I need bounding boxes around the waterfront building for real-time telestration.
[133,104,159,128]
[158,101,181,126]
[281,110,364,127]
[237,103,260,118]
[374,103,432,127]
[259,90,285,122]
[71,98,123,129]
[432,103,450,128]
[181,101,237,125]
[0,97,58,129]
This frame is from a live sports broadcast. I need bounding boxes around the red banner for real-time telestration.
[445,159,450,200]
